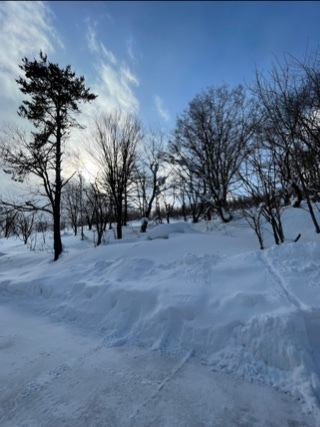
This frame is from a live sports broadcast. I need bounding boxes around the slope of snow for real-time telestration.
[1,203,320,423]
[1,304,315,427]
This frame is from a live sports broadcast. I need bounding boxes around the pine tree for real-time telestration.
[5,51,97,260]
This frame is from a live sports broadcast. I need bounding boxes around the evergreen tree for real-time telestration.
[3,51,97,260]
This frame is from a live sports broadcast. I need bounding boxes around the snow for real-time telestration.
[1,204,320,425]
[145,221,199,240]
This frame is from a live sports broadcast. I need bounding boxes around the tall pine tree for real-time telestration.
[5,51,97,260]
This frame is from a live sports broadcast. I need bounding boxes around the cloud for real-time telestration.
[100,45,117,65]
[85,25,140,116]
[126,37,135,62]
[0,1,63,106]
[87,25,99,54]
[77,27,141,180]
[96,62,139,112]
[154,96,170,122]
[121,65,139,87]
[87,25,117,64]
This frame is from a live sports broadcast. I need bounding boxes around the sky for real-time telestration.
[1,1,320,133]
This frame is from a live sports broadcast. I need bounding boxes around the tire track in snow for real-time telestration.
[259,251,304,310]
[128,349,194,424]
[251,252,320,414]
[2,336,109,419]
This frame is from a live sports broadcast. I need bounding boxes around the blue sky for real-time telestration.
[1,1,320,131]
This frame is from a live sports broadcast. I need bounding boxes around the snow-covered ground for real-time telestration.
[1,204,320,426]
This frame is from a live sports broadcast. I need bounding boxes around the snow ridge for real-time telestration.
[1,212,320,418]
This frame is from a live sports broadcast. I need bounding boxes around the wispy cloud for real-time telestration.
[126,37,135,62]
[121,65,139,87]
[87,25,117,64]
[87,25,99,54]
[95,62,139,113]
[100,45,117,65]
[0,1,63,105]
[85,25,140,115]
[154,96,170,122]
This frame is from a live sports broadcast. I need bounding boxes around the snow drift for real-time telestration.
[1,205,320,417]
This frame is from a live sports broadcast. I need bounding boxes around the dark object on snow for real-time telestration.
[140,217,148,233]
[294,233,301,242]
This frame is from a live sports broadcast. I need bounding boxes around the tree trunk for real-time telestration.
[306,196,320,233]
[299,170,320,233]
[115,196,123,239]
[123,191,128,226]
[217,203,232,223]
[271,217,280,245]
[182,202,187,222]
[140,218,148,233]
[117,221,122,239]
[291,182,302,208]
[53,125,63,261]
[87,217,93,230]
[53,203,62,261]
[96,230,103,246]
[257,229,264,250]
[146,200,153,221]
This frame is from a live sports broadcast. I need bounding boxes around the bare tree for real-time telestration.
[169,84,256,222]
[0,204,18,238]
[251,50,320,233]
[172,165,207,223]
[158,174,178,224]
[132,128,166,230]
[239,199,265,250]
[85,181,112,246]
[35,213,49,245]
[239,143,285,246]
[16,211,35,245]
[63,175,83,236]
[88,110,143,239]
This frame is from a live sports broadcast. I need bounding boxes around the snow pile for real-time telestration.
[145,221,199,240]
[1,205,320,416]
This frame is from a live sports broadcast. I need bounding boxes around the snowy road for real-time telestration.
[0,304,316,427]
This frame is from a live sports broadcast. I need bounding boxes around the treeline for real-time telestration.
[1,47,320,258]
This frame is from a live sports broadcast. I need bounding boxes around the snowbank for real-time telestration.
[146,222,199,240]
[1,207,320,417]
